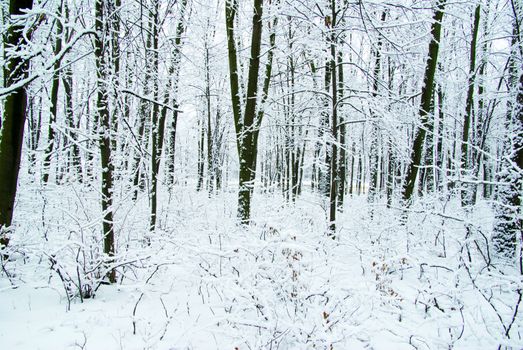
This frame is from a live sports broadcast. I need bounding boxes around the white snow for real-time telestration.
[1,180,521,349]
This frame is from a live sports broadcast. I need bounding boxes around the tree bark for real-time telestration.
[150,0,161,232]
[401,0,446,204]
[94,0,116,282]
[460,4,481,207]
[0,0,34,250]
[166,0,187,187]
[226,0,274,224]
[493,7,523,257]
[328,0,338,235]
[368,10,387,205]
[131,8,153,200]
[493,66,522,257]
[337,51,346,210]
[62,64,81,180]
[42,0,64,184]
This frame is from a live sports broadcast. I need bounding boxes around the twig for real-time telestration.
[132,293,144,335]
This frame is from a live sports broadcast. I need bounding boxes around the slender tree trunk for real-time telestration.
[287,24,298,201]
[368,10,386,205]
[121,51,133,172]
[205,44,215,194]
[386,137,394,207]
[338,51,346,210]
[149,0,160,232]
[94,0,116,282]
[27,95,42,174]
[328,0,338,235]
[84,89,94,181]
[167,0,188,187]
[110,0,121,154]
[310,60,321,192]
[460,4,481,207]
[62,64,81,180]
[214,106,224,191]
[420,89,436,195]
[349,142,355,195]
[356,155,362,195]
[401,0,446,204]
[62,1,79,179]
[131,10,153,200]
[168,107,179,186]
[474,24,490,200]
[436,83,445,191]
[297,137,307,196]
[321,58,332,197]
[197,114,205,191]
[42,1,64,184]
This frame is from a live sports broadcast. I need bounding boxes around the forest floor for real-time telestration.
[1,178,522,349]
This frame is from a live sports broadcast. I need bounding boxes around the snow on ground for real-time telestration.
[1,180,522,349]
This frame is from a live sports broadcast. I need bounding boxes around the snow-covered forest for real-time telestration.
[0,0,522,348]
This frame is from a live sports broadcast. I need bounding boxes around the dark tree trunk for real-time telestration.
[62,64,81,180]
[197,115,205,191]
[205,44,215,195]
[226,0,274,224]
[328,0,338,235]
[386,137,394,208]
[0,0,34,250]
[436,83,445,191]
[338,51,346,210]
[166,0,188,187]
[460,4,481,207]
[94,0,116,282]
[368,10,387,205]
[493,17,523,258]
[131,11,153,200]
[493,66,522,257]
[27,95,42,174]
[109,0,121,154]
[401,0,446,204]
[321,58,332,198]
[42,0,64,184]
[150,0,160,232]
[349,142,355,195]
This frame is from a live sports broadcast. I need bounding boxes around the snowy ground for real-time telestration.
[1,180,522,349]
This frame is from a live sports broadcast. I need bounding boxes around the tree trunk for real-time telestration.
[197,114,205,191]
[460,4,481,207]
[0,0,34,250]
[493,9,523,257]
[166,0,188,187]
[62,64,81,180]
[42,0,64,184]
[328,0,338,235]
[401,0,446,204]
[226,0,274,224]
[131,10,153,200]
[110,0,121,154]
[337,51,346,210]
[368,10,387,205]
[321,58,332,197]
[436,83,445,191]
[94,0,116,282]
[493,65,522,257]
[27,95,42,174]
[205,44,215,195]
[149,0,160,232]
